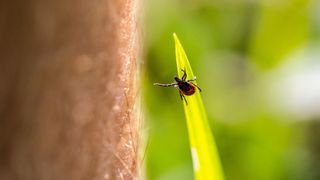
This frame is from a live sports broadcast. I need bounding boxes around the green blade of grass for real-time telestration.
[173,33,224,180]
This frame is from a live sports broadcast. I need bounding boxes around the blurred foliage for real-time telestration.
[143,0,319,180]
[249,0,309,68]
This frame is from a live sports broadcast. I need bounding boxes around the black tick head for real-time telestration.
[174,76,181,82]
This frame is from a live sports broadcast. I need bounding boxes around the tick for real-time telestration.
[153,69,202,105]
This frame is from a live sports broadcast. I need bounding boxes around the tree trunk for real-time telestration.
[0,0,140,179]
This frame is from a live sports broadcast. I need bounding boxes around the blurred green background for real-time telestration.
[143,0,320,179]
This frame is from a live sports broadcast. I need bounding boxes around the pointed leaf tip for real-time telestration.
[173,32,177,37]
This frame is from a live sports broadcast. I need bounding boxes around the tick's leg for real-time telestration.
[187,76,197,82]
[153,82,177,87]
[180,69,187,81]
[179,91,188,105]
[190,82,202,92]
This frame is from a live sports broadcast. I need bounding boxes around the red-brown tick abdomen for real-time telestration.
[178,82,196,96]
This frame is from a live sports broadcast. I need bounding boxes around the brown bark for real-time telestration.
[0,0,140,179]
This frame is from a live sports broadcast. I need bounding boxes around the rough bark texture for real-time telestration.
[0,0,140,179]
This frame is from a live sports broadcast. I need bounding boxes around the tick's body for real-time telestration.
[154,69,202,105]
[176,78,196,95]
